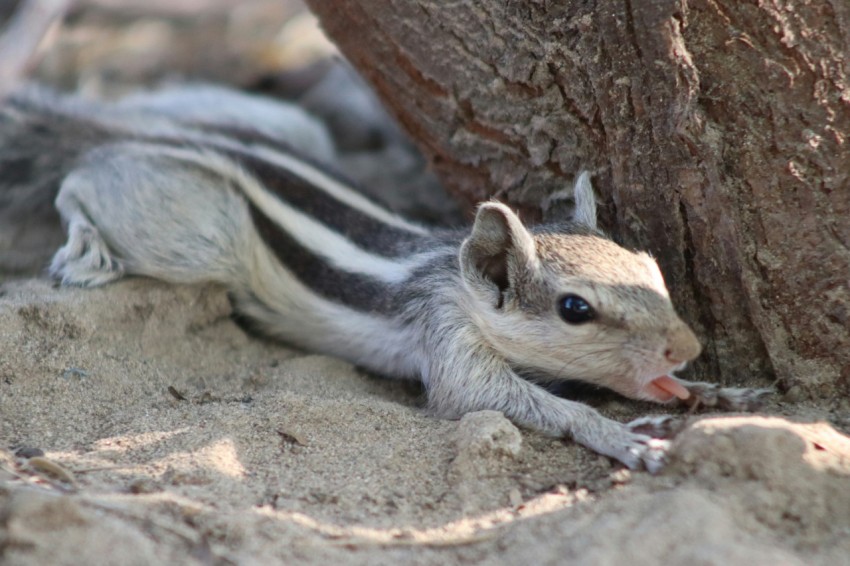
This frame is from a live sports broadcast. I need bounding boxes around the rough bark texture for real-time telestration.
[305,0,850,397]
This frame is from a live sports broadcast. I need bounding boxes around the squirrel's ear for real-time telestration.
[460,202,537,299]
[571,171,598,229]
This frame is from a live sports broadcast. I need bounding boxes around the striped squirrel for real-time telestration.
[0,85,769,472]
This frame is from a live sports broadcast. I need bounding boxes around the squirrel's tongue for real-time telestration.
[647,375,691,402]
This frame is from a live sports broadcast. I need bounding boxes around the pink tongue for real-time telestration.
[648,375,691,401]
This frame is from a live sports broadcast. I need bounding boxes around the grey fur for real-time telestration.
[0,85,770,472]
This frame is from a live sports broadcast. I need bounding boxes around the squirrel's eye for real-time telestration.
[558,294,595,324]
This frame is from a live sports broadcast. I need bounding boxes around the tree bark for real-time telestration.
[305,0,850,397]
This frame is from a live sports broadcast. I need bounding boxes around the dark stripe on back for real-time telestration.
[178,123,427,258]
[247,197,401,315]
[226,147,423,257]
[135,144,407,315]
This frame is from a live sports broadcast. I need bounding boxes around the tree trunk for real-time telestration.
[305,0,850,397]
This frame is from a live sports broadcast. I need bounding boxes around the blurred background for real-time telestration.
[0,0,461,220]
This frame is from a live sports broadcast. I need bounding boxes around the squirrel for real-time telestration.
[0,85,770,471]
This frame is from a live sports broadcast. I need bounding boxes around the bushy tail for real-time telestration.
[0,86,113,221]
[0,86,114,274]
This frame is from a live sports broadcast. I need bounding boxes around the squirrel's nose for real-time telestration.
[665,325,702,364]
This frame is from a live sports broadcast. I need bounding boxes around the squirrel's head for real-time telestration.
[458,172,701,402]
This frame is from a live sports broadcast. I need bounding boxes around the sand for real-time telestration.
[1,275,849,565]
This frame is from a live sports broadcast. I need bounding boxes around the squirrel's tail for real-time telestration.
[0,86,112,221]
[0,86,114,273]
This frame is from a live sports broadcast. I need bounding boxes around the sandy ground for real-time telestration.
[1,275,849,565]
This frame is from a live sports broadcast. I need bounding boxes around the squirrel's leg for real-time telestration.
[49,144,252,288]
[427,357,672,472]
[50,176,124,287]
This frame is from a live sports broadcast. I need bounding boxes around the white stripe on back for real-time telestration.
[128,124,431,236]
[239,174,414,283]
[250,145,430,235]
[143,144,426,283]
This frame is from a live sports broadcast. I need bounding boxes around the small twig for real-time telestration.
[0,0,75,98]
[26,455,79,488]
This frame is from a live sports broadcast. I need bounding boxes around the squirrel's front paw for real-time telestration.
[615,432,670,474]
[586,422,672,474]
[683,382,773,412]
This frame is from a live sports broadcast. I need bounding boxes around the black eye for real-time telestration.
[558,294,595,324]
